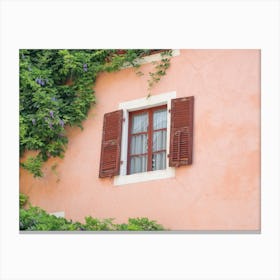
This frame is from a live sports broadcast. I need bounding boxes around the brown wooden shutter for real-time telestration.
[169,96,194,167]
[99,110,123,178]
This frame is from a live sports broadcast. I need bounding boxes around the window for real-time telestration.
[128,105,167,175]
[99,92,194,185]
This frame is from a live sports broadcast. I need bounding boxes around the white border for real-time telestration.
[1,1,279,280]
[114,91,176,186]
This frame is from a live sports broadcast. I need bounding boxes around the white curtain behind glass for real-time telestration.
[152,109,167,171]
[130,113,148,174]
[129,108,167,174]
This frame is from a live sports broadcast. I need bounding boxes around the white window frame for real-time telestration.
[114,91,176,186]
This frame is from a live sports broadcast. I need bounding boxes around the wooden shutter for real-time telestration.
[169,96,194,167]
[99,110,123,178]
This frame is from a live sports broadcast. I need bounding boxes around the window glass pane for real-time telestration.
[130,155,147,174]
[153,130,167,152]
[152,152,166,171]
[130,134,148,155]
[131,112,148,133]
[153,109,167,130]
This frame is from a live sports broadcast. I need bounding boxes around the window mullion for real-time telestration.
[127,112,133,175]
[147,109,153,171]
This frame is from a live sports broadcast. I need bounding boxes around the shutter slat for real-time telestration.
[99,110,123,178]
[169,96,194,167]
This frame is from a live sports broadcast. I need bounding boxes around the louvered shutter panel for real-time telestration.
[99,110,123,178]
[169,96,194,167]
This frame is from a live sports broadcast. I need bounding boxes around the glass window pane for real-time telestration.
[130,134,148,155]
[153,130,167,152]
[153,109,167,130]
[131,112,148,133]
[130,155,148,174]
[152,152,166,171]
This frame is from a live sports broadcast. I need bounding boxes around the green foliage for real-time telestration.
[20,193,29,208]
[19,203,165,231]
[20,49,171,177]
[19,206,82,231]
[20,156,44,177]
[116,217,165,231]
[20,49,98,177]
[83,216,115,231]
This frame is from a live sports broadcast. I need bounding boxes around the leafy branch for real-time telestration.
[147,50,172,97]
[20,49,172,177]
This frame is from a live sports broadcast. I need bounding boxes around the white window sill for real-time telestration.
[114,167,175,186]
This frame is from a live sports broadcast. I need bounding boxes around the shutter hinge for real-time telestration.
[168,109,171,113]
[167,154,170,158]
[120,160,123,165]
[122,118,125,122]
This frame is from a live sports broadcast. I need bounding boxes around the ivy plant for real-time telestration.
[20,49,172,177]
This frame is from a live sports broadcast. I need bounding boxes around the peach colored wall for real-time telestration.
[20,50,261,230]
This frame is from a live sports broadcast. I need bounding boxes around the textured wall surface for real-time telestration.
[20,50,261,230]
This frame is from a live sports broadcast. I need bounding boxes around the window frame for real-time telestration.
[127,105,168,175]
[114,91,176,186]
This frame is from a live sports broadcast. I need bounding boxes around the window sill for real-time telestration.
[113,167,175,186]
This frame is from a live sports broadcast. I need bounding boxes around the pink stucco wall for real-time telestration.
[20,50,261,230]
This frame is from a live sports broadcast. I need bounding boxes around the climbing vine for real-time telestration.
[147,50,172,96]
[19,49,172,177]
